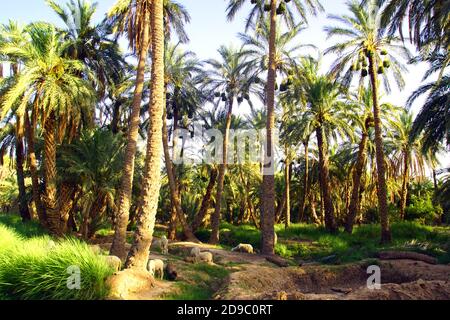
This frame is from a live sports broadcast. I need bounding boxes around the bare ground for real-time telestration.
[102,238,450,300]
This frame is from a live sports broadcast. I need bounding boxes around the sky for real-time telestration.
[0,0,448,167]
[0,0,430,110]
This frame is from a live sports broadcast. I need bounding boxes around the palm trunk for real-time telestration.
[167,102,180,239]
[310,192,320,224]
[299,140,309,222]
[209,99,234,244]
[162,108,197,241]
[345,131,369,233]
[261,0,277,255]
[87,194,107,239]
[284,149,291,228]
[111,98,123,134]
[24,112,46,225]
[275,193,286,224]
[399,150,409,220]
[192,167,218,232]
[15,116,31,221]
[110,6,151,260]
[125,0,165,269]
[316,125,337,233]
[43,111,60,236]
[368,54,391,243]
[58,183,77,233]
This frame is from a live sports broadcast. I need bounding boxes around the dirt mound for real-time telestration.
[106,268,155,300]
[345,280,450,300]
[215,260,450,300]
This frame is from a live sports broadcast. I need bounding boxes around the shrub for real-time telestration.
[405,195,441,224]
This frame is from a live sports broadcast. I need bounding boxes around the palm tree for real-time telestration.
[108,0,191,260]
[125,0,165,269]
[0,21,31,222]
[107,0,151,259]
[59,129,125,238]
[324,0,411,242]
[163,42,202,241]
[407,56,449,153]
[239,19,310,77]
[374,0,449,53]
[343,87,375,232]
[387,108,430,219]
[203,45,257,244]
[285,58,353,232]
[226,0,323,254]
[344,88,399,232]
[46,0,127,109]
[0,23,94,235]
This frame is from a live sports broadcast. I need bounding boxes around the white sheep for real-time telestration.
[103,255,122,272]
[160,235,169,255]
[151,236,169,254]
[231,243,254,254]
[190,246,201,257]
[147,259,164,280]
[198,251,214,264]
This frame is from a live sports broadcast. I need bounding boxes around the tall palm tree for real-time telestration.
[107,0,151,259]
[125,0,165,269]
[0,23,94,235]
[344,87,375,232]
[285,58,354,232]
[324,0,411,242]
[344,88,399,232]
[387,108,430,219]
[203,45,257,244]
[226,0,323,254]
[108,0,191,260]
[162,42,202,241]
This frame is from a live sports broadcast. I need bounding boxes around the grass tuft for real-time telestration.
[0,220,115,300]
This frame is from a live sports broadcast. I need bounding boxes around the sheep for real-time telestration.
[184,256,199,263]
[103,255,122,272]
[190,246,201,257]
[231,243,254,254]
[165,262,178,281]
[151,236,169,254]
[147,259,164,280]
[198,251,214,264]
[160,235,169,255]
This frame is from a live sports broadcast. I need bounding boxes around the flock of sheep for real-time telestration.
[145,236,255,281]
[93,235,256,281]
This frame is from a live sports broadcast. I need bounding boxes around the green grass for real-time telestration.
[197,221,450,264]
[164,263,231,300]
[275,222,450,264]
[0,215,115,300]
